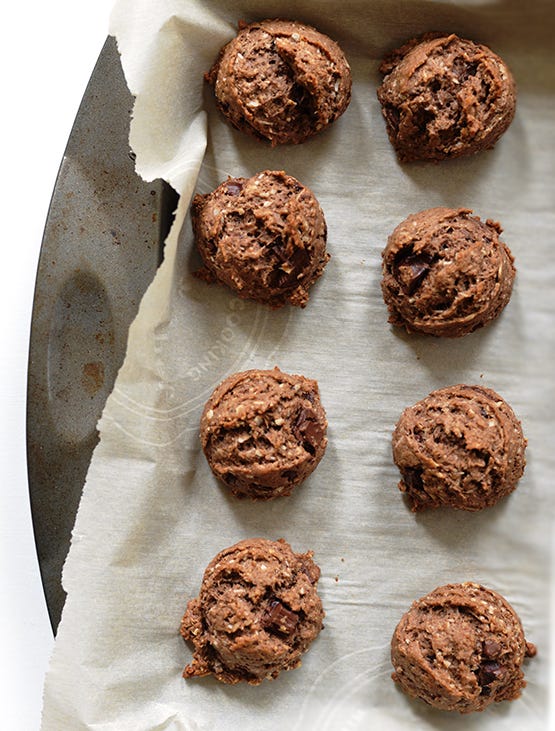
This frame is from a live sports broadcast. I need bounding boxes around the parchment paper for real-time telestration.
[41,1,555,729]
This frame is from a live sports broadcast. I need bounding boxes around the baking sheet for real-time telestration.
[41,1,554,729]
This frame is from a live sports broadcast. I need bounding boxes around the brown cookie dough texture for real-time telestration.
[381,207,515,337]
[200,367,327,499]
[392,385,526,512]
[206,19,352,145]
[192,170,329,308]
[180,538,325,684]
[377,34,516,162]
[391,583,537,713]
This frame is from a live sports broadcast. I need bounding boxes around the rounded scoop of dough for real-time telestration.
[392,384,526,511]
[200,367,327,500]
[180,538,324,684]
[377,34,516,162]
[207,19,352,145]
[193,170,329,308]
[391,582,536,713]
[381,207,515,337]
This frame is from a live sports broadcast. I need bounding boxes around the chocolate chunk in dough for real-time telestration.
[391,583,536,713]
[180,538,325,684]
[392,384,526,511]
[206,19,352,145]
[381,207,515,337]
[200,367,328,499]
[262,599,299,635]
[192,170,329,308]
[377,33,516,161]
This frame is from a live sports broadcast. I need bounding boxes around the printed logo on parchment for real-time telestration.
[108,293,291,446]
[183,298,261,383]
[293,648,402,731]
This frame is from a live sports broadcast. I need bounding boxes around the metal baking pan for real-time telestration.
[26,36,178,632]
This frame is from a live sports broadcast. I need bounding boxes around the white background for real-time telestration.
[1,1,114,728]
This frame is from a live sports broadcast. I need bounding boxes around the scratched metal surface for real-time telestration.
[26,36,178,632]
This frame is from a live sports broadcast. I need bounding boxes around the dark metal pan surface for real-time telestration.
[27,36,178,632]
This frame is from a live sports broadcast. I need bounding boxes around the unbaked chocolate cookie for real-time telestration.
[180,537,324,684]
[200,367,327,499]
[391,582,536,713]
[392,384,526,512]
[206,19,352,145]
[381,207,516,337]
[192,170,329,308]
[377,33,516,162]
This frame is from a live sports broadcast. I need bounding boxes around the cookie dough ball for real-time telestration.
[200,367,327,499]
[392,385,526,512]
[391,583,537,713]
[206,19,352,145]
[181,538,325,684]
[381,207,516,337]
[377,34,516,162]
[192,170,329,308]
